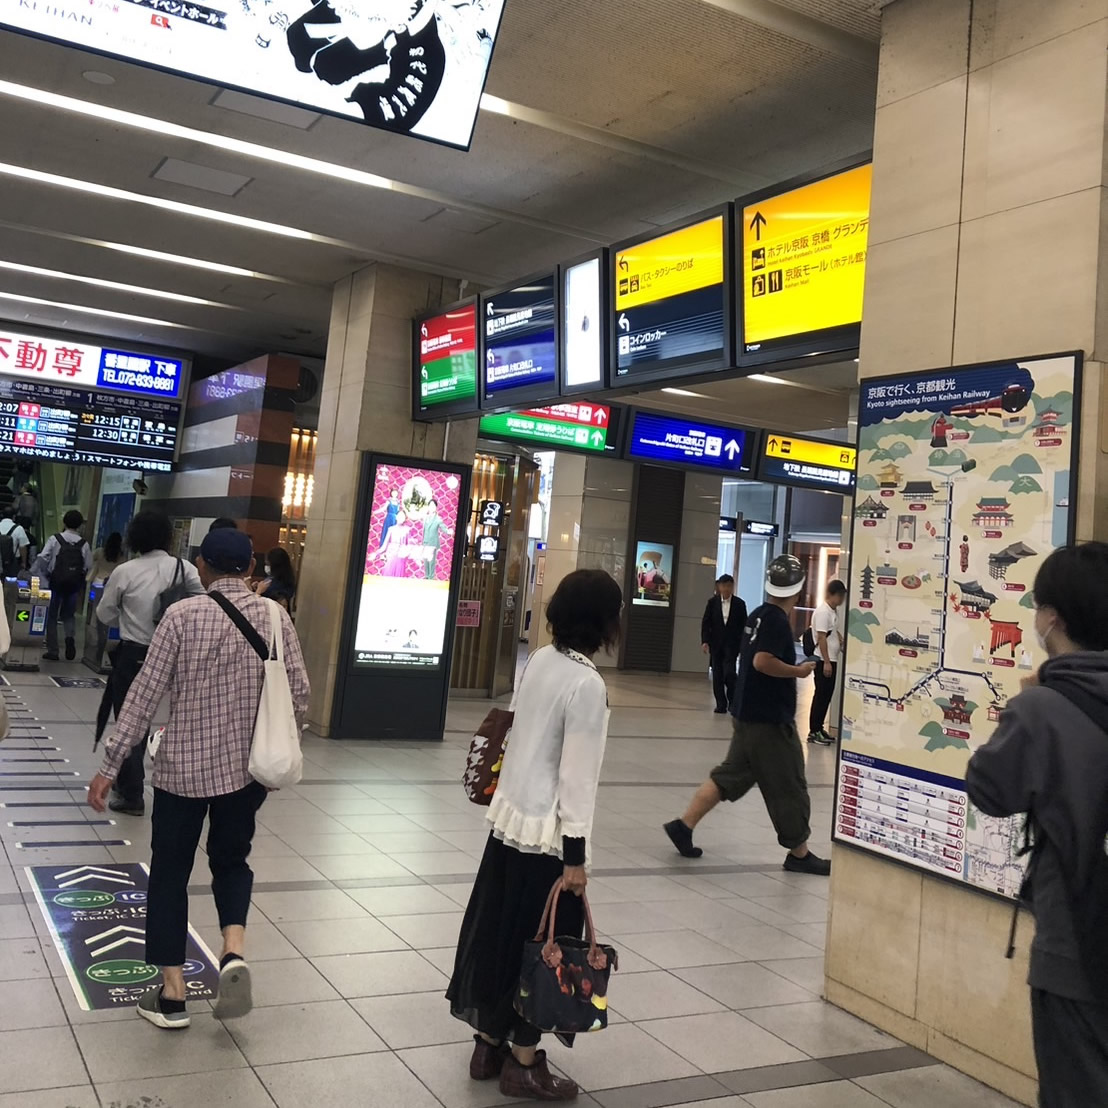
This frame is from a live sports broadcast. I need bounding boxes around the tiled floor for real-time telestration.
[0,664,1023,1107]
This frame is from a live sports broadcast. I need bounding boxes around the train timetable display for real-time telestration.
[0,378,180,471]
[613,212,730,386]
[837,353,1080,900]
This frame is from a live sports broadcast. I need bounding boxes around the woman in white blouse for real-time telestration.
[448,568,621,1102]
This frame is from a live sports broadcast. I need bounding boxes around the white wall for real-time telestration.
[672,472,723,673]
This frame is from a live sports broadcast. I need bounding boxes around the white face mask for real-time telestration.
[1034,617,1055,655]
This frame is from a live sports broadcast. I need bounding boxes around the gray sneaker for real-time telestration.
[213,957,253,1020]
[137,987,190,1030]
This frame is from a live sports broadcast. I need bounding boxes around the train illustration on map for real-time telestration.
[949,382,1031,420]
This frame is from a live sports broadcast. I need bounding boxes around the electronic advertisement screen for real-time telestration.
[561,254,606,393]
[625,410,758,476]
[740,162,871,366]
[1,1,506,151]
[0,327,186,471]
[414,299,478,419]
[837,352,1081,900]
[353,461,465,668]
[756,432,857,495]
[612,210,731,387]
[481,274,557,407]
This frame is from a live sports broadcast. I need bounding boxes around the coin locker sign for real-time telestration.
[741,164,872,352]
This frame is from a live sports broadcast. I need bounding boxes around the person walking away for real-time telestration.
[664,555,829,875]
[966,542,1108,1107]
[39,510,92,661]
[0,511,30,576]
[448,568,622,1101]
[807,579,846,745]
[252,547,297,612]
[702,574,747,714]
[89,532,125,587]
[87,528,310,1029]
[96,511,205,816]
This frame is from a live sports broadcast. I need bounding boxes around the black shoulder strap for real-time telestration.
[1042,674,1108,735]
[210,591,269,660]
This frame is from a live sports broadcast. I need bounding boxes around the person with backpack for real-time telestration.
[0,512,30,577]
[95,510,205,817]
[38,510,92,662]
[966,542,1108,1106]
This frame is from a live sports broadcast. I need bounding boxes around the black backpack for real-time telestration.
[154,559,189,626]
[0,525,17,578]
[801,626,817,658]
[51,534,86,593]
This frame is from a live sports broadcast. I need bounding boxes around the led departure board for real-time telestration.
[625,411,757,475]
[612,210,732,387]
[739,162,871,366]
[414,299,478,420]
[481,274,558,408]
[756,432,857,494]
[0,378,179,471]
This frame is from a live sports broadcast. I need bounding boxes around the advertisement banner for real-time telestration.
[632,542,674,608]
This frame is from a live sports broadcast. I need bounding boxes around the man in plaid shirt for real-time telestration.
[88,528,310,1030]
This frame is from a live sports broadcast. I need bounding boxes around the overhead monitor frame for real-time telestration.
[608,204,735,391]
[411,296,480,423]
[559,248,610,397]
[622,407,762,478]
[479,269,561,414]
[753,430,857,496]
[736,153,872,370]
[478,401,629,458]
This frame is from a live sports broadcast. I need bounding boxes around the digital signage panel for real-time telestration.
[739,161,872,366]
[625,410,758,476]
[561,252,607,394]
[612,210,732,388]
[1,1,507,151]
[757,432,857,495]
[481,274,558,409]
[353,461,465,669]
[479,402,616,455]
[413,299,478,420]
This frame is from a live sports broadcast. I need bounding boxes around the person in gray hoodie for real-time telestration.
[967,541,1108,1108]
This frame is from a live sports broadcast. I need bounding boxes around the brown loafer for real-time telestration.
[470,1036,509,1081]
[499,1051,579,1101]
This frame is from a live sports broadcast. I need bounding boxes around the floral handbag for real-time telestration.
[516,879,618,1035]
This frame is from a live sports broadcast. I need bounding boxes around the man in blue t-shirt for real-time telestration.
[665,555,831,876]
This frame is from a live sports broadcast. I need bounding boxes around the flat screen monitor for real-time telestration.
[413,299,478,420]
[560,252,607,394]
[351,459,466,669]
[611,208,733,388]
[625,410,758,476]
[739,161,871,367]
[755,432,857,495]
[1,1,507,151]
[480,273,558,410]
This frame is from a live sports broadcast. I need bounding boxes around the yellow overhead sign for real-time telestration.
[615,215,724,312]
[764,434,856,471]
[741,164,871,348]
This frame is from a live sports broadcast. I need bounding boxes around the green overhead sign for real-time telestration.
[479,403,611,453]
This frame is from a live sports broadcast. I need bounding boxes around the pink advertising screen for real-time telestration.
[354,462,464,668]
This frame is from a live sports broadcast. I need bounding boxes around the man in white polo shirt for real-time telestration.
[807,579,846,746]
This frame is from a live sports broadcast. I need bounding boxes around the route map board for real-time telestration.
[836,353,1081,899]
[739,163,871,366]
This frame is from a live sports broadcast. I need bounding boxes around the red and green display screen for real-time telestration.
[479,402,612,453]
[418,303,477,414]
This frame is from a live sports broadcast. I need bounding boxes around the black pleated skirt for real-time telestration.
[447,832,585,1048]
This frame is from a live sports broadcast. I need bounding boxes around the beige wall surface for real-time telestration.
[831,1,1108,1104]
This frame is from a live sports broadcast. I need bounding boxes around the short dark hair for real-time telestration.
[63,510,83,530]
[209,517,237,532]
[716,574,734,585]
[827,579,847,597]
[1033,542,1108,651]
[547,569,622,655]
[127,510,173,555]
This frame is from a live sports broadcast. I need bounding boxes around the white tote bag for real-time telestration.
[247,599,304,789]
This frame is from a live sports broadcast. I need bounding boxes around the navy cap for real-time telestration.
[200,528,254,574]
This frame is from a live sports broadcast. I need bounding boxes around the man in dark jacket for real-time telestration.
[701,574,747,713]
[966,541,1108,1107]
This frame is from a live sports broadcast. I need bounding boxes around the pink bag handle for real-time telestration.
[532,878,609,972]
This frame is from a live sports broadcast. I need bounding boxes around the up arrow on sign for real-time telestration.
[85,925,146,958]
[724,440,741,461]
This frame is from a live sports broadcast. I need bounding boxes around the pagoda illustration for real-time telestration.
[855,495,888,520]
[859,560,875,601]
[878,461,903,488]
[972,497,1014,528]
[956,579,998,614]
[1031,408,1065,437]
[987,541,1036,580]
[902,480,937,501]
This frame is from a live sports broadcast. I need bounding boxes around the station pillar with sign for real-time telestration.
[296,264,479,736]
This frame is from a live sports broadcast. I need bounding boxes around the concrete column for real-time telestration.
[297,263,478,734]
[532,452,587,651]
[826,3,1108,1104]
[672,473,723,673]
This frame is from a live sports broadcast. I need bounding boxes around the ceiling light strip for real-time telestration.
[0,290,190,329]
[0,259,242,310]
[0,79,606,245]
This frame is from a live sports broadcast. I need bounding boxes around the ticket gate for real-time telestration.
[5,577,51,672]
[83,581,118,674]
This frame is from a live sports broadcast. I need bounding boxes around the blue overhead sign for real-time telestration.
[626,411,758,475]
